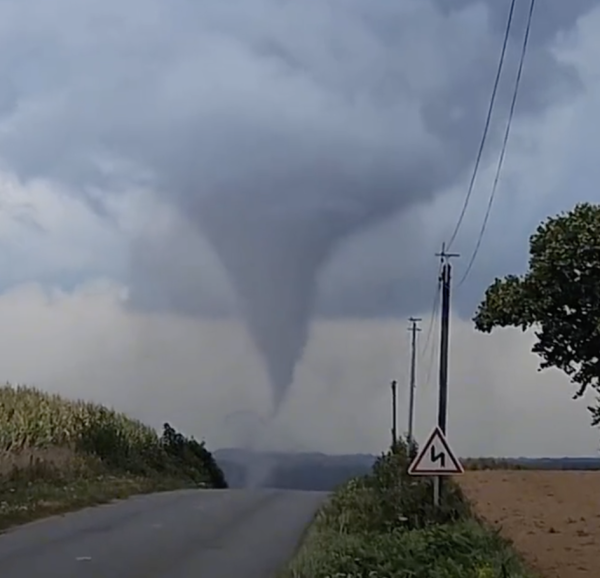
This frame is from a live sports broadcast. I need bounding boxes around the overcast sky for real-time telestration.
[1,0,600,457]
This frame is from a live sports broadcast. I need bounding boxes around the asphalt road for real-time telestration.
[0,489,327,578]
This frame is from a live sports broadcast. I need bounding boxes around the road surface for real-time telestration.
[0,489,327,578]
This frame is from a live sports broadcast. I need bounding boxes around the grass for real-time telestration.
[280,439,536,578]
[0,383,227,531]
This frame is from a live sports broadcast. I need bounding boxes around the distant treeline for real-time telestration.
[507,457,600,470]
[214,450,600,491]
[462,456,600,470]
[214,449,376,490]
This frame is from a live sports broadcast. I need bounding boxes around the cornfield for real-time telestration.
[0,383,160,453]
[0,383,228,488]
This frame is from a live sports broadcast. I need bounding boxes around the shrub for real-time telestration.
[281,435,533,578]
[289,520,529,578]
[319,436,470,534]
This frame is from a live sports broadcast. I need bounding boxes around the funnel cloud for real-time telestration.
[0,0,596,411]
[195,162,440,410]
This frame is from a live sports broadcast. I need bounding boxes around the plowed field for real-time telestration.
[457,470,600,578]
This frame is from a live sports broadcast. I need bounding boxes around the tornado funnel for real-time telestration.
[197,192,340,414]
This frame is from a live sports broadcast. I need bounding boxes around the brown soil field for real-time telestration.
[458,470,600,578]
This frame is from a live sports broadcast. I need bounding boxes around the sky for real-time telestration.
[1,0,600,457]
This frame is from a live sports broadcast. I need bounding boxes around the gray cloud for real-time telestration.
[0,0,595,409]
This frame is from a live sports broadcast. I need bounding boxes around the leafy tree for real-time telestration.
[473,202,600,425]
[161,423,228,488]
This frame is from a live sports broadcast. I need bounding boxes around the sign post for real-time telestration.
[407,425,463,506]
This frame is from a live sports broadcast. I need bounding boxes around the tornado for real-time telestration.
[197,191,361,415]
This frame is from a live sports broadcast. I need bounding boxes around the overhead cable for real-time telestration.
[457,0,536,288]
[446,0,517,250]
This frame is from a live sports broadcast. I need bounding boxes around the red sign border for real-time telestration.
[408,426,464,476]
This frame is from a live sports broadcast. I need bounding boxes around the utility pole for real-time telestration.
[434,243,459,504]
[407,317,421,449]
[391,380,398,448]
[435,244,459,434]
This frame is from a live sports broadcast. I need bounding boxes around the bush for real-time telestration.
[282,435,533,578]
[290,520,528,578]
[320,448,470,535]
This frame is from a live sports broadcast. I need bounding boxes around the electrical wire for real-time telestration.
[457,0,536,288]
[419,267,442,390]
[446,0,517,250]
[422,297,441,392]
[419,264,442,360]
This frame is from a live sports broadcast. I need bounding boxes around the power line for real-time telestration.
[422,303,440,392]
[446,0,517,250]
[419,263,443,361]
[420,266,442,391]
[457,0,536,288]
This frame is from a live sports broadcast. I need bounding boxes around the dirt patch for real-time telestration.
[458,470,600,578]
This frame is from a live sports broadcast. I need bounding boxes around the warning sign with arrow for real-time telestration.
[408,426,463,476]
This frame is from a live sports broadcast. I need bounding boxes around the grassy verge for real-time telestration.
[0,473,190,531]
[0,384,227,530]
[281,439,535,578]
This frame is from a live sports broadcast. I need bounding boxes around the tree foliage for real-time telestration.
[161,423,228,488]
[474,202,600,425]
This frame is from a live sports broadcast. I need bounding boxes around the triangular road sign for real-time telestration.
[408,426,463,476]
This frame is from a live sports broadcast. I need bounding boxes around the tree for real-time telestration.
[473,202,600,425]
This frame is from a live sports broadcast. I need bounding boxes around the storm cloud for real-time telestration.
[0,0,596,410]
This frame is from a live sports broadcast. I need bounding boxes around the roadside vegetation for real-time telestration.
[0,383,227,530]
[281,437,534,578]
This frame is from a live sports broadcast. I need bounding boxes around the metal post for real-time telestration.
[433,476,440,507]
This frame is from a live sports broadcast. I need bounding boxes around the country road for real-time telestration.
[0,489,327,578]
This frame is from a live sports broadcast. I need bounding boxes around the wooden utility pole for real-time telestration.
[434,244,459,503]
[436,247,458,434]
[407,317,421,448]
[391,380,398,447]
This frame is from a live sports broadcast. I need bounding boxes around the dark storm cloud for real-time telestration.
[0,0,595,409]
